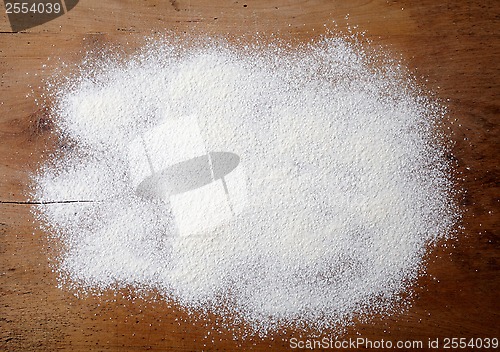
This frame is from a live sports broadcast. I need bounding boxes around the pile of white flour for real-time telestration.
[33,36,458,335]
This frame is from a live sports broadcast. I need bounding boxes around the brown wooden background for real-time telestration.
[0,1,498,351]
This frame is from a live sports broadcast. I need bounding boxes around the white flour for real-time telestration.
[33,35,458,335]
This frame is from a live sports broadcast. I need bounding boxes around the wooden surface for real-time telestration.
[0,1,498,351]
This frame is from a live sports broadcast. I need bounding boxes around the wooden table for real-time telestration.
[1,1,498,350]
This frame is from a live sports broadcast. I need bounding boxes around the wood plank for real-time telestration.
[1,0,498,350]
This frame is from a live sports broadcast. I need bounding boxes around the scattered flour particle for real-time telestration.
[33,35,459,336]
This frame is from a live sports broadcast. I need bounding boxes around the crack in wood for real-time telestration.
[0,200,97,205]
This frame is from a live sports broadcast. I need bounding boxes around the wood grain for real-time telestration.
[1,1,498,351]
